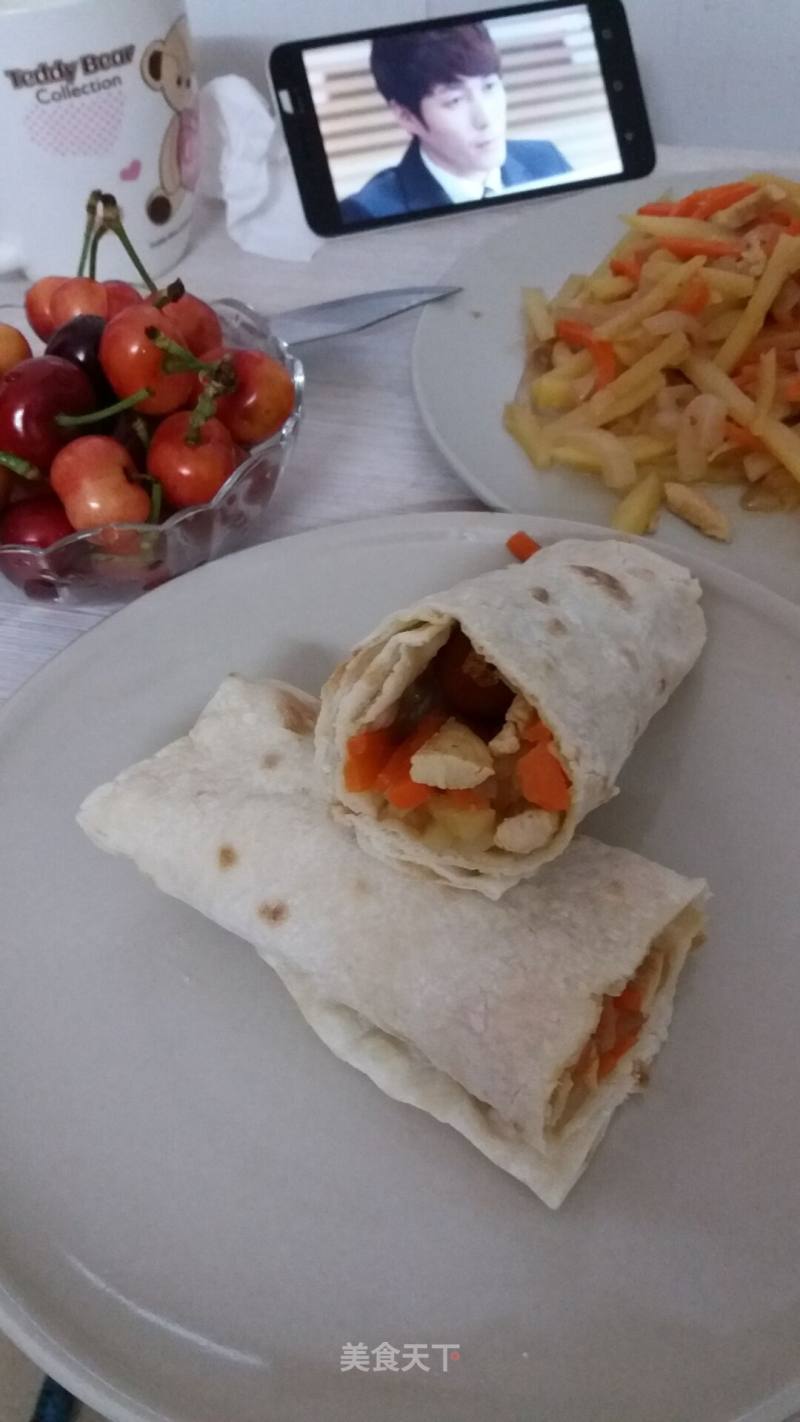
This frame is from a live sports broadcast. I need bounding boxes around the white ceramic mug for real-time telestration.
[0,0,200,280]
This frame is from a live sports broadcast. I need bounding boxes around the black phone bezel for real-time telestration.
[269,0,655,238]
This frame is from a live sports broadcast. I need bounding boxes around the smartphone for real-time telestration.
[269,0,655,238]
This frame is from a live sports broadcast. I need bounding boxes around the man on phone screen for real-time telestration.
[340,22,571,222]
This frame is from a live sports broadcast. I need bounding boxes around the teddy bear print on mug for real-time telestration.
[141,15,199,225]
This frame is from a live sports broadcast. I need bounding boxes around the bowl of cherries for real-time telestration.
[0,191,303,602]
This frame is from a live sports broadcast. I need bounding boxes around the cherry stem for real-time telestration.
[148,479,163,524]
[101,193,158,293]
[55,387,151,427]
[184,357,236,444]
[185,388,217,444]
[77,189,103,278]
[88,221,107,282]
[0,450,40,480]
[145,327,216,373]
[151,279,185,311]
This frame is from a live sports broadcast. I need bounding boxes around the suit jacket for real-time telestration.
[340,137,571,222]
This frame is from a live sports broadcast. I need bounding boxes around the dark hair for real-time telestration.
[370,23,502,119]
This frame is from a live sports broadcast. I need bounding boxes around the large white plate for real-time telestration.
[413,169,800,603]
[1,513,799,1422]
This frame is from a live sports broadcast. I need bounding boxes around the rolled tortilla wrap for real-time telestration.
[315,538,706,898]
[78,677,707,1209]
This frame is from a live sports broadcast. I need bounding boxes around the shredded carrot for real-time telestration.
[691,181,757,218]
[610,252,645,281]
[636,201,675,217]
[506,530,540,561]
[517,743,571,812]
[672,192,703,217]
[555,318,617,389]
[613,983,643,1013]
[674,277,710,315]
[344,728,394,792]
[668,181,757,221]
[375,713,445,809]
[521,717,554,745]
[597,1032,641,1079]
[657,236,742,259]
[723,419,764,451]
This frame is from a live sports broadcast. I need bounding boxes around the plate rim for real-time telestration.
[2,509,800,1422]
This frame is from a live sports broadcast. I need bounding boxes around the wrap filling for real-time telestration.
[343,625,572,854]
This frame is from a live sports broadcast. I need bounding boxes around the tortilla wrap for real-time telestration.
[315,538,706,898]
[78,677,707,1209]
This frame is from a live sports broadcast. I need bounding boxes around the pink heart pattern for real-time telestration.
[120,158,141,181]
[24,89,124,155]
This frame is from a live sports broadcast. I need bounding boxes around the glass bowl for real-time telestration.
[0,301,304,604]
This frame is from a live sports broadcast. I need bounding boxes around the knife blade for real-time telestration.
[214,286,461,349]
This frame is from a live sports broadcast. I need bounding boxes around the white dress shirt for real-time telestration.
[419,147,504,203]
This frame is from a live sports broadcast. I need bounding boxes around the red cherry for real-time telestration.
[104,280,143,319]
[50,277,108,327]
[0,491,75,590]
[146,411,237,507]
[0,356,96,470]
[154,291,222,355]
[99,306,195,416]
[200,346,295,444]
[0,492,73,548]
[24,276,70,340]
[0,323,32,377]
[50,435,150,530]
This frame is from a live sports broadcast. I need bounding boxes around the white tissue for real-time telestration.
[197,76,323,263]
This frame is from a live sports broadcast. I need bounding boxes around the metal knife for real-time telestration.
[214,286,461,349]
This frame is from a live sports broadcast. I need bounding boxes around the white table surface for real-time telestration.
[3,145,799,1422]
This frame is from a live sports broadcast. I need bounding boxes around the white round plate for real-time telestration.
[413,168,800,602]
[1,513,799,1422]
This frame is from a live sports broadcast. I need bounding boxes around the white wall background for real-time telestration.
[187,0,798,152]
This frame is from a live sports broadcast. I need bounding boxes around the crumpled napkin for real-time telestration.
[197,75,323,262]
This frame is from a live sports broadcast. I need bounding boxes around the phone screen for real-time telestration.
[298,5,627,227]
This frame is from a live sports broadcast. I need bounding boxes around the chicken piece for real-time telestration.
[409,717,493,789]
[488,693,533,756]
[493,808,559,854]
[664,482,731,541]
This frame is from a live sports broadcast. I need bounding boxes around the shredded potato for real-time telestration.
[505,174,800,539]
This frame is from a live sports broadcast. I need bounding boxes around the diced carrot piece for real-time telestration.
[385,776,435,811]
[521,717,554,745]
[613,982,643,1013]
[375,713,445,797]
[674,277,710,315]
[657,236,742,259]
[598,1031,642,1079]
[506,530,540,561]
[344,728,395,792]
[723,419,763,451]
[636,201,675,217]
[517,743,571,812]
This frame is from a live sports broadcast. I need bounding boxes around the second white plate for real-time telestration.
[413,168,800,602]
